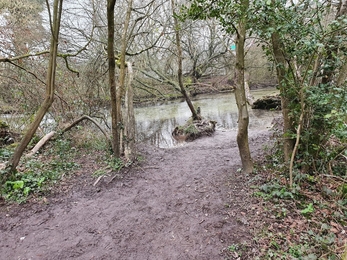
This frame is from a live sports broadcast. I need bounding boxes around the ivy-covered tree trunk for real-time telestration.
[234,0,253,174]
[271,32,295,163]
[7,0,63,173]
[321,0,347,86]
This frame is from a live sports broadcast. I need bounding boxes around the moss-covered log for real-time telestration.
[172,119,217,142]
[252,95,281,110]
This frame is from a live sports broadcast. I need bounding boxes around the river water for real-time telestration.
[135,88,280,148]
[1,88,280,148]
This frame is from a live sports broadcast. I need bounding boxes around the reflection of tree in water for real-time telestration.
[213,111,238,129]
[136,117,183,148]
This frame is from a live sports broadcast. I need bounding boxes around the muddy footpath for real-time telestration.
[0,129,273,260]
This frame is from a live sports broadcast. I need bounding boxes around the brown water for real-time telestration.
[135,88,280,148]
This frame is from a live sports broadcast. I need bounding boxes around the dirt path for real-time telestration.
[0,129,272,260]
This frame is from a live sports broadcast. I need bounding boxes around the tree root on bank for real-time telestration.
[26,115,110,158]
[172,119,217,142]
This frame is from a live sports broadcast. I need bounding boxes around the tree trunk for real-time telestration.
[244,71,254,105]
[117,0,133,156]
[171,0,200,121]
[107,0,120,157]
[234,0,253,174]
[7,0,63,173]
[124,62,136,161]
[271,32,295,163]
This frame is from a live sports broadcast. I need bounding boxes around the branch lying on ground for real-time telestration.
[26,131,56,158]
[26,115,110,158]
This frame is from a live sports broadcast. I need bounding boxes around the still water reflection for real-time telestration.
[0,89,280,149]
[135,88,280,148]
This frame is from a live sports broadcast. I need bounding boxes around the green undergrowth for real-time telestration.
[92,156,128,177]
[0,129,135,203]
[0,129,111,203]
[251,161,347,259]
[1,137,81,203]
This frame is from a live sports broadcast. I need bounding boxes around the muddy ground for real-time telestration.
[0,129,273,260]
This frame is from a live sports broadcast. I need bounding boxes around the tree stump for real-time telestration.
[172,119,217,142]
[252,95,281,110]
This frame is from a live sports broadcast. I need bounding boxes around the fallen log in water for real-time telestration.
[252,94,281,110]
[172,119,217,142]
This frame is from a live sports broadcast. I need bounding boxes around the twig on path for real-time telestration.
[138,166,147,174]
[93,175,103,186]
[142,166,160,170]
[194,189,207,193]
[108,173,124,184]
[93,166,112,186]
[322,174,347,183]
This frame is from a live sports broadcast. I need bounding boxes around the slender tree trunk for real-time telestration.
[107,0,120,156]
[7,0,63,173]
[124,62,136,160]
[117,0,133,156]
[271,32,295,163]
[244,71,254,105]
[171,0,200,120]
[234,0,253,174]
[333,1,347,88]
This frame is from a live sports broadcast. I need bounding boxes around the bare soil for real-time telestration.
[0,129,273,260]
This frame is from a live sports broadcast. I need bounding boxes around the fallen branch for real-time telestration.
[26,115,110,158]
[93,175,103,187]
[321,174,347,183]
[62,115,110,143]
[26,131,56,158]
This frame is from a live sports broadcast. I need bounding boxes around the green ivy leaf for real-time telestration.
[301,203,314,215]
[23,187,31,196]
